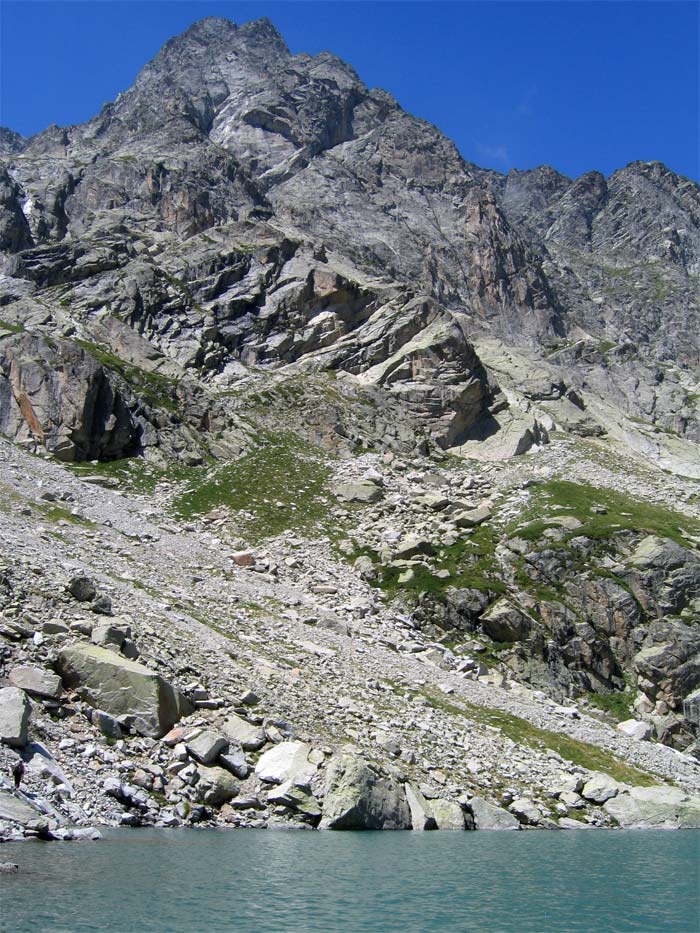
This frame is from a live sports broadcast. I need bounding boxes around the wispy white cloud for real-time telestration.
[515,86,538,119]
[476,143,511,167]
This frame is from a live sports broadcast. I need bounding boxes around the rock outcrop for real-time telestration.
[0,334,148,461]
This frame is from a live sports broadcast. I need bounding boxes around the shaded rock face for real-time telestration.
[56,644,194,737]
[0,167,32,252]
[319,753,411,830]
[0,16,695,470]
[0,334,146,461]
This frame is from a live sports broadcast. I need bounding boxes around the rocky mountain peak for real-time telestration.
[1,15,700,846]
[0,15,698,470]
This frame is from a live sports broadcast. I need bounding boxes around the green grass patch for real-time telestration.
[509,479,700,549]
[170,432,334,543]
[0,484,22,512]
[352,522,506,601]
[37,502,94,526]
[0,318,24,335]
[586,690,634,722]
[421,689,657,786]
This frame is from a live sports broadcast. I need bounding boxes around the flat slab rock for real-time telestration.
[468,797,521,831]
[9,665,62,700]
[222,714,266,751]
[333,482,384,504]
[0,790,42,824]
[604,786,700,829]
[56,644,193,738]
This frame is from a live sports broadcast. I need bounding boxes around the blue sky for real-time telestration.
[1,1,697,180]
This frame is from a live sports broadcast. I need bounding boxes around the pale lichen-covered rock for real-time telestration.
[430,798,466,830]
[581,773,620,804]
[509,797,543,826]
[185,730,229,765]
[0,790,43,824]
[56,644,193,738]
[405,783,437,831]
[604,786,700,829]
[334,482,384,504]
[195,766,240,806]
[453,505,492,528]
[255,740,314,785]
[467,796,521,831]
[453,410,547,462]
[267,779,321,820]
[617,719,652,741]
[319,753,411,830]
[221,713,266,751]
[0,686,31,747]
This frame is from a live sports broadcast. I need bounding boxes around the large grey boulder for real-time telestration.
[431,798,466,830]
[67,576,97,602]
[221,713,266,751]
[334,482,384,504]
[186,730,229,765]
[319,753,411,830]
[255,741,314,785]
[8,666,62,700]
[581,772,620,804]
[56,644,193,738]
[0,686,31,747]
[480,600,531,642]
[195,766,240,807]
[468,796,521,830]
[267,780,321,820]
[453,505,492,528]
[604,786,700,829]
[218,747,250,779]
[509,797,543,825]
[617,719,652,741]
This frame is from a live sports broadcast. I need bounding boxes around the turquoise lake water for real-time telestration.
[1,828,698,933]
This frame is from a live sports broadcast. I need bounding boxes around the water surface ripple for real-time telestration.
[1,828,698,933]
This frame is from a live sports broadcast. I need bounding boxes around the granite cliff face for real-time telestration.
[1,19,700,838]
[0,16,697,470]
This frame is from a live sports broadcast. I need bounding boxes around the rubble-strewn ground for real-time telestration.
[2,426,699,839]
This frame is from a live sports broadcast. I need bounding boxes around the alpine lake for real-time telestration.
[1,827,698,933]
